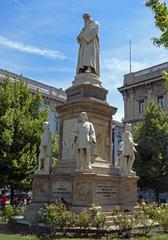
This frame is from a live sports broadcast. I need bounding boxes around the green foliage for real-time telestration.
[142,203,168,233]
[0,76,48,191]
[89,203,100,220]
[134,209,155,236]
[112,207,135,237]
[89,204,107,230]
[133,101,168,197]
[5,204,14,220]
[112,206,156,237]
[38,202,107,233]
[145,1,168,91]
[0,204,14,223]
[14,205,25,216]
[145,0,168,48]
[0,209,6,224]
[38,201,72,233]
[94,212,107,230]
[0,234,38,240]
[76,206,107,230]
[76,209,91,229]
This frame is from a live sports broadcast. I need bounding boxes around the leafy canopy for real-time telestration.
[145,0,168,85]
[134,101,168,195]
[146,0,168,48]
[0,76,49,190]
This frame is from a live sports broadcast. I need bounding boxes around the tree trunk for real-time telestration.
[155,191,159,205]
[10,187,14,205]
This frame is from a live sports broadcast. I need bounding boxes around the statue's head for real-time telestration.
[83,13,91,19]
[79,112,88,122]
[125,123,131,131]
[83,13,91,24]
[43,121,49,129]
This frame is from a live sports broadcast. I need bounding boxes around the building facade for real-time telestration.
[0,69,66,132]
[118,62,168,124]
[118,62,168,202]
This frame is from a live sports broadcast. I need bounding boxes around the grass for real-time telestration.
[0,234,168,240]
[0,236,90,240]
[0,234,38,240]
[111,235,168,240]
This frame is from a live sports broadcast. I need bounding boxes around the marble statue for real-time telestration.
[76,13,100,76]
[72,112,96,171]
[36,121,52,174]
[118,124,137,175]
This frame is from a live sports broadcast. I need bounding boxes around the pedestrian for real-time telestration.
[1,191,7,211]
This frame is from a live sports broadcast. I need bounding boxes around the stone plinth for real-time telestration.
[66,84,108,102]
[72,73,101,87]
[27,172,138,214]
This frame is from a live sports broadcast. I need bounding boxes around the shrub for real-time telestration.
[134,209,155,236]
[94,212,107,230]
[38,201,73,234]
[88,204,107,230]
[155,205,168,233]
[89,203,100,220]
[37,203,48,223]
[112,207,135,237]
[140,202,168,233]
[14,205,25,216]
[76,209,91,229]
[0,209,6,224]
[5,204,14,220]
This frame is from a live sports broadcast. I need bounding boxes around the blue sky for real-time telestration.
[0,0,167,121]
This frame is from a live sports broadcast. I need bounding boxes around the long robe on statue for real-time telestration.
[76,20,100,75]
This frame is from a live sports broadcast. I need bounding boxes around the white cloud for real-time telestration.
[0,36,66,59]
[102,57,148,74]
[13,0,23,7]
[100,57,149,92]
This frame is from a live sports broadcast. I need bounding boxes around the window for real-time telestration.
[157,95,164,108]
[139,100,144,113]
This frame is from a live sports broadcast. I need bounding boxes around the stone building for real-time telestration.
[118,62,168,203]
[118,62,168,124]
[0,69,66,132]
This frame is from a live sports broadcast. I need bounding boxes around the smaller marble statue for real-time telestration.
[72,112,96,171]
[118,124,137,175]
[36,121,52,174]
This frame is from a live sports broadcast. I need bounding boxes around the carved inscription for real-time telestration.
[52,182,72,196]
[96,184,117,199]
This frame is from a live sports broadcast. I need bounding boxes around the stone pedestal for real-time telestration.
[25,172,138,219]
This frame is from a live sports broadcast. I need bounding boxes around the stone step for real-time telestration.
[24,202,43,222]
[106,216,114,222]
[102,211,113,216]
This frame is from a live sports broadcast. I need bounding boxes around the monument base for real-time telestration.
[24,171,139,221]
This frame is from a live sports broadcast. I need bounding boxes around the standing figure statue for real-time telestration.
[72,112,96,171]
[76,13,100,76]
[36,121,52,174]
[118,124,138,175]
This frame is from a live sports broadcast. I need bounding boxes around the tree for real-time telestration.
[146,0,168,48]
[145,0,168,84]
[134,101,168,201]
[0,76,48,201]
